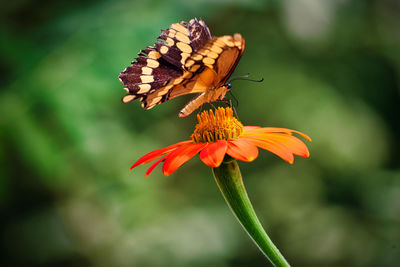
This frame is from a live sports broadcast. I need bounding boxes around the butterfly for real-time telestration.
[118,18,245,117]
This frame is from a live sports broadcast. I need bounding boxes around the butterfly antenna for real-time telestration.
[228,73,264,83]
[227,73,250,83]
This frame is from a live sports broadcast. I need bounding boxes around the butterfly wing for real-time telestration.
[177,34,246,117]
[119,19,245,114]
[213,34,246,85]
[119,46,183,103]
[119,18,211,104]
[155,19,211,70]
[141,34,245,112]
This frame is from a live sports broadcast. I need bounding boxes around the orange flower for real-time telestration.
[131,107,311,177]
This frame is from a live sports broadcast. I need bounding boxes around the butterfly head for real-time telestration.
[225,83,232,90]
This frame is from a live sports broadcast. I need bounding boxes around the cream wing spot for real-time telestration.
[215,39,227,47]
[203,57,215,65]
[160,46,169,54]
[210,45,223,53]
[173,78,184,85]
[175,31,191,43]
[137,83,152,93]
[166,37,175,46]
[207,52,218,59]
[165,84,174,90]
[222,36,235,47]
[148,51,161,59]
[171,23,187,34]
[199,49,210,56]
[182,71,193,79]
[176,42,192,54]
[154,87,170,97]
[185,59,195,67]
[180,52,190,65]
[147,59,159,68]
[148,96,163,107]
[123,95,137,103]
[142,67,152,75]
[191,53,203,61]
[140,75,154,83]
[168,29,176,38]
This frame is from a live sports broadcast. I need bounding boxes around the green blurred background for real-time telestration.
[1,0,399,266]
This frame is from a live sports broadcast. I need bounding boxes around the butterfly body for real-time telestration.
[119,19,245,117]
[179,84,230,117]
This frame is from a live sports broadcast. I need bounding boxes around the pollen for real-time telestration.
[191,107,244,143]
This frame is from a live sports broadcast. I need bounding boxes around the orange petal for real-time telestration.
[130,140,192,170]
[244,127,311,141]
[263,133,310,157]
[226,139,259,162]
[162,143,208,176]
[242,136,295,164]
[145,156,166,178]
[200,140,228,167]
[243,126,261,131]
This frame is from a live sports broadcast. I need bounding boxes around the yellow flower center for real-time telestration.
[191,107,244,143]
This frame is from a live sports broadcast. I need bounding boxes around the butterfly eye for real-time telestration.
[226,83,232,90]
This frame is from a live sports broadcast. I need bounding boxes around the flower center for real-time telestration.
[191,107,244,143]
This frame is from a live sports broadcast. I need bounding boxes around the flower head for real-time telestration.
[131,107,311,177]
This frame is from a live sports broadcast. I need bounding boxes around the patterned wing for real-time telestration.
[119,18,211,104]
[155,18,211,69]
[119,46,182,103]
[184,33,245,85]
[141,34,246,113]
[119,19,245,115]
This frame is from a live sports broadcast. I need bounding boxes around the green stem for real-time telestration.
[212,158,290,267]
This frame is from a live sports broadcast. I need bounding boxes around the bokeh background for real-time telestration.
[1,0,399,266]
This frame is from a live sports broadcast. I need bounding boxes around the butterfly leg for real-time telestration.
[209,102,218,110]
[231,104,239,119]
[214,99,239,118]
[228,90,239,109]
[200,103,204,113]
[215,98,229,106]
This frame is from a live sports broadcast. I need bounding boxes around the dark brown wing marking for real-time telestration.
[155,18,212,70]
[119,46,182,103]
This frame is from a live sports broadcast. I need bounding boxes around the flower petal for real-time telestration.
[130,140,192,170]
[200,140,228,167]
[162,143,208,176]
[243,126,261,131]
[263,133,310,157]
[244,126,311,141]
[145,156,166,178]
[226,139,259,162]
[242,136,295,164]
